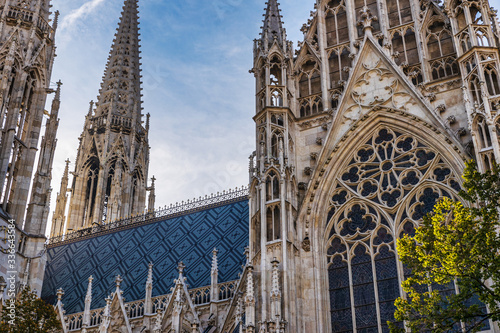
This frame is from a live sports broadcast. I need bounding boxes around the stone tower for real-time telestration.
[247,0,298,330]
[58,0,151,233]
[0,0,60,295]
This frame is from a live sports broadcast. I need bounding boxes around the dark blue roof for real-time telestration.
[41,198,249,314]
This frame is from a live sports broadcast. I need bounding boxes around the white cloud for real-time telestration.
[60,0,106,31]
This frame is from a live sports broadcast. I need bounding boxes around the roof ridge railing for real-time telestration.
[48,186,248,245]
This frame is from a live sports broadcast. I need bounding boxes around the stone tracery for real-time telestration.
[325,126,462,332]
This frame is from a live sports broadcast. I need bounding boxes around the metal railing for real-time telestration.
[49,187,248,245]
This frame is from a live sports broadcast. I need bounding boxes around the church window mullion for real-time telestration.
[347,252,357,332]
[370,249,383,332]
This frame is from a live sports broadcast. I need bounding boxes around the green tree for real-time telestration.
[390,161,500,332]
[0,287,61,333]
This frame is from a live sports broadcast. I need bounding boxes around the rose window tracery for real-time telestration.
[326,127,461,332]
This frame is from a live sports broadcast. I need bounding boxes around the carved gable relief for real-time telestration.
[108,295,131,333]
[329,37,449,148]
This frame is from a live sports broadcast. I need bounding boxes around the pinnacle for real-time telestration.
[260,0,285,45]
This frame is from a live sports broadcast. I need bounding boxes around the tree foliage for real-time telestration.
[390,161,500,332]
[0,287,61,333]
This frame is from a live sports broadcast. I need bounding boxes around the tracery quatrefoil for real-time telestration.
[336,127,458,209]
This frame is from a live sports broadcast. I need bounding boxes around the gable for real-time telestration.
[323,35,460,155]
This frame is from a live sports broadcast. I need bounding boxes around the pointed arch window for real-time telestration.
[270,131,283,159]
[469,5,484,25]
[271,90,283,107]
[252,215,261,252]
[476,117,493,149]
[455,7,467,31]
[386,0,412,28]
[266,204,281,242]
[391,27,419,67]
[469,74,482,105]
[271,114,284,127]
[83,158,100,225]
[459,31,472,53]
[130,170,142,215]
[298,60,321,98]
[484,65,500,96]
[328,46,351,89]
[325,0,349,47]
[269,56,282,86]
[325,127,464,332]
[266,171,280,201]
[426,20,455,59]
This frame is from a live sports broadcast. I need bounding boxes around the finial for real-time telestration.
[115,275,123,288]
[211,248,218,273]
[56,288,64,301]
[88,100,94,116]
[55,80,62,100]
[177,262,185,275]
[244,246,250,263]
[358,6,378,34]
[147,262,154,284]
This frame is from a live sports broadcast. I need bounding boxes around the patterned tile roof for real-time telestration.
[41,197,249,314]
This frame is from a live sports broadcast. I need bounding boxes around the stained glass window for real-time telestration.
[326,127,463,332]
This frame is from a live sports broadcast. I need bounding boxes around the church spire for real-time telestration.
[260,0,285,47]
[65,0,150,232]
[95,0,142,122]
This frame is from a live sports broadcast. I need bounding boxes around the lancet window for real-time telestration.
[83,157,100,225]
[266,204,281,242]
[298,60,321,98]
[476,117,492,149]
[326,127,462,332]
[475,28,490,47]
[328,46,351,89]
[425,19,458,80]
[269,56,282,86]
[469,74,482,105]
[325,0,349,47]
[298,59,323,117]
[270,131,283,159]
[130,169,141,214]
[386,0,412,28]
[484,64,500,96]
[390,26,418,67]
[266,171,280,201]
[469,5,484,25]
[455,6,467,31]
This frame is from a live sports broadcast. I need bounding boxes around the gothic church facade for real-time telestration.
[0,0,60,295]
[5,0,500,332]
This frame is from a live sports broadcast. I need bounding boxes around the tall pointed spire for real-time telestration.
[261,0,285,46]
[95,0,142,122]
[65,0,150,232]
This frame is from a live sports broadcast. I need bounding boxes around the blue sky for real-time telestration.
[46,0,314,233]
[45,0,500,234]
